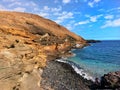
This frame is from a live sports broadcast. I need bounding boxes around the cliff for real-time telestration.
[0,11,87,90]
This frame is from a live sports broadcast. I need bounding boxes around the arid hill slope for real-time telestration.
[0,11,86,90]
[0,11,85,42]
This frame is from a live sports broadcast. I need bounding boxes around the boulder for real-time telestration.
[101,71,120,89]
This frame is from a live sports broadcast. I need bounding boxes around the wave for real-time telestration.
[56,58,95,81]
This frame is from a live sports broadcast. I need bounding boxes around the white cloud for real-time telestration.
[37,5,73,24]
[86,14,103,22]
[8,2,22,7]
[41,6,62,13]
[88,2,94,7]
[58,12,73,19]
[3,0,37,12]
[38,12,49,17]
[2,0,16,2]
[13,7,26,12]
[107,7,120,12]
[65,20,75,30]
[55,20,61,23]
[85,14,90,17]
[104,15,114,19]
[38,6,62,18]
[98,9,105,12]
[62,0,71,4]
[89,25,93,27]
[101,18,120,28]
[43,6,50,11]
[94,0,101,3]
[55,12,73,23]
[90,16,97,22]
[4,0,37,8]
[88,0,101,7]
[54,0,59,3]
[75,20,89,26]
[33,7,39,11]
[51,6,62,12]
[0,4,6,10]
[25,1,37,7]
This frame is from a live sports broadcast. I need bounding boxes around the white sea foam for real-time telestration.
[56,59,67,63]
[71,64,95,81]
[71,49,76,51]
[56,59,95,81]
[72,53,76,57]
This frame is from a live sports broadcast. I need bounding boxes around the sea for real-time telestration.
[57,40,120,81]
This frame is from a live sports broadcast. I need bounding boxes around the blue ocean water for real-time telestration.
[68,40,120,79]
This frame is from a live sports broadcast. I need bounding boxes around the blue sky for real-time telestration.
[0,0,120,40]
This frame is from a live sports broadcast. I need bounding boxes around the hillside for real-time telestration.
[0,11,87,90]
[0,11,85,41]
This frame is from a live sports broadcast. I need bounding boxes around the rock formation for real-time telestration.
[100,71,120,89]
[0,11,87,90]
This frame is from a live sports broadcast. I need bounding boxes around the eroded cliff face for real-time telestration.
[0,11,86,90]
[0,27,47,90]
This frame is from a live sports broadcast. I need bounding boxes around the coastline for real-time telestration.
[39,42,96,90]
[41,42,120,90]
[0,11,119,90]
[56,58,95,81]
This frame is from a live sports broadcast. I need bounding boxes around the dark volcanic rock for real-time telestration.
[41,61,93,90]
[100,71,120,89]
[86,40,101,43]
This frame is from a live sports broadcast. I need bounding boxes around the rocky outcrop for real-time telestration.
[91,71,120,89]
[100,71,120,89]
[0,11,87,90]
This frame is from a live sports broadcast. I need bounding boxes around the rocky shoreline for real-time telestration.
[41,60,93,90]
[41,59,120,90]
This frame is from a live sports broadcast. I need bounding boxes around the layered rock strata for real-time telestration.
[0,11,86,90]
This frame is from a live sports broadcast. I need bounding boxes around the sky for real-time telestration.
[0,0,120,40]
